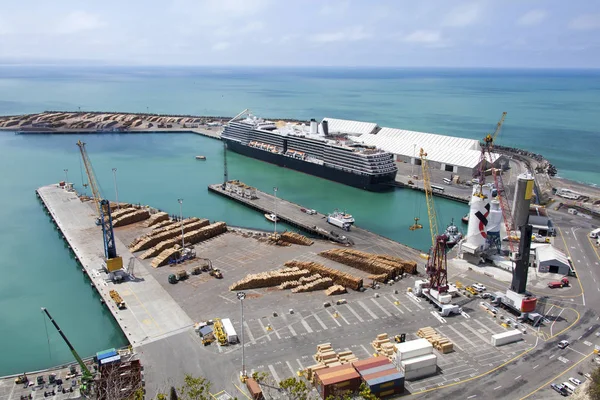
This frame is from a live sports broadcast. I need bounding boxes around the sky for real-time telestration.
[1,0,599,68]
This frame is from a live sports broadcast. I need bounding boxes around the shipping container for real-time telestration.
[359,363,397,377]
[403,364,437,380]
[401,354,437,372]
[394,339,433,362]
[318,373,362,399]
[352,357,391,371]
[221,318,238,344]
[374,387,405,398]
[96,348,118,361]
[365,371,404,388]
[245,378,264,400]
[370,377,404,391]
[491,329,522,346]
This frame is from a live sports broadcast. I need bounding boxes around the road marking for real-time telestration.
[494,386,502,390]
[472,318,498,334]
[467,395,477,399]
[326,310,342,326]
[533,364,539,369]
[446,325,476,347]
[569,347,588,357]
[430,311,446,324]
[460,322,490,343]
[243,321,256,344]
[345,304,364,322]
[406,294,425,309]
[268,364,281,384]
[384,297,405,314]
[558,356,569,364]
[312,314,328,330]
[358,301,379,319]
[257,319,272,341]
[296,359,304,370]
[300,319,314,334]
[267,317,281,339]
[549,354,555,359]
[360,344,372,357]
[286,361,296,376]
[515,375,522,380]
[391,295,411,312]
[371,298,392,316]
[584,341,593,346]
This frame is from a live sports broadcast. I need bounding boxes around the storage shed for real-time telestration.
[535,245,571,275]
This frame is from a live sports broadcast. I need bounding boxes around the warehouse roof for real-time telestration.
[322,117,378,136]
[536,245,570,267]
[358,129,500,169]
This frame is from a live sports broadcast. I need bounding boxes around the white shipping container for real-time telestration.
[221,318,238,344]
[401,354,437,372]
[403,364,437,380]
[394,339,433,362]
[491,329,522,347]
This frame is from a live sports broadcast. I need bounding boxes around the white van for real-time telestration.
[590,228,600,238]
[562,381,576,393]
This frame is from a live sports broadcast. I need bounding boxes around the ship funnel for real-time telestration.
[322,120,329,136]
[310,119,318,135]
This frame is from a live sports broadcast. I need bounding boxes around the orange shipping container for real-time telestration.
[352,357,391,371]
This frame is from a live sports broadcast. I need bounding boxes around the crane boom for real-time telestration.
[41,307,93,382]
[76,140,102,218]
[420,148,439,249]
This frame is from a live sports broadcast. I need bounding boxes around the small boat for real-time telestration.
[195,155,206,160]
[265,213,279,222]
[444,219,463,248]
[461,214,469,224]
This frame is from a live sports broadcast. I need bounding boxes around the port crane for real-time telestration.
[77,140,123,272]
[41,307,93,393]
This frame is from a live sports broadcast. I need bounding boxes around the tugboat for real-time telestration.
[265,213,279,223]
[444,219,463,248]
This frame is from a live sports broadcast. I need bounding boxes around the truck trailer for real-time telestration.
[221,318,238,344]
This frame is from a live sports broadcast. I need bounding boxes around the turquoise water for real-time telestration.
[1,67,599,375]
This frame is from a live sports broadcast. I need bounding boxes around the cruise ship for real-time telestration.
[221,111,398,191]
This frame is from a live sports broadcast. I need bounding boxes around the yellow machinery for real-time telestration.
[420,148,439,250]
[213,318,228,345]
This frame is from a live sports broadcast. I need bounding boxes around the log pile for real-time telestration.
[140,222,226,259]
[280,231,314,246]
[371,333,395,360]
[283,260,363,290]
[130,218,208,252]
[145,212,169,227]
[152,220,177,230]
[113,209,150,227]
[151,246,180,268]
[318,248,418,280]
[417,327,454,354]
[291,277,333,293]
[229,267,311,291]
[109,201,132,210]
[324,285,346,296]
[110,207,137,220]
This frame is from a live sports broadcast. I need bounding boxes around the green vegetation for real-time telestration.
[589,367,600,400]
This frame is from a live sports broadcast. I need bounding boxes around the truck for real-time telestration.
[491,329,522,346]
[548,277,569,289]
[168,269,189,284]
[221,318,238,344]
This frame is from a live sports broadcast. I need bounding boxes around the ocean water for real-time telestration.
[0,67,598,375]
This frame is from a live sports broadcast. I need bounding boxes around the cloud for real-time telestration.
[569,14,600,31]
[55,11,105,34]
[402,30,446,47]
[310,26,370,43]
[442,2,483,27]
[517,9,547,26]
[319,0,349,16]
[212,42,231,51]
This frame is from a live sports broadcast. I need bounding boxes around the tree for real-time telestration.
[589,367,600,400]
[170,386,179,400]
[279,377,313,400]
[177,375,212,400]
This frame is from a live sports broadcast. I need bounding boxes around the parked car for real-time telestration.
[481,292,493,299]
[558,340,570,349]
[550,383,568,396]
[472,283,486,291]
[569,377,582,386]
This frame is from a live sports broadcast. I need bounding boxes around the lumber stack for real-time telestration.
[368,273,388,282]
[291,277,333,293]
[371,333,397,361]
[145,211,169,227]
[283,260,363,290]
[140,222,226,259]
[337,350,359,365]
[280,231,314,246]
[151,247,180,268]
[152,220,177,231]
[417,327,454,354]
[372,333,391,352]
[278,280,302,290]
[132,218,209,253]
[305,364,328,384]
[113,209,150,227]
[109,201,132,210]
[319,248,418,279]
[324,285,346,296]
[110,207,138,220]
[229,267,311,290]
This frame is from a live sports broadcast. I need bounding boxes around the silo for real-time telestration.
[512,172,535,230]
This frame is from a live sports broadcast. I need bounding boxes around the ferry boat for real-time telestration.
[222,111,398,191]
[327,210,355,231]
[265,213,279,223]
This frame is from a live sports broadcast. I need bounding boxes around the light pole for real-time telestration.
[63,169,68,183]
[112,168,120,210]
[273,187,278,235]
[178,198,185,249]
[237,291,247,381]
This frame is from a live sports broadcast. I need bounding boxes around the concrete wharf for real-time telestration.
[35,184,193,347]
[208,183,421,259]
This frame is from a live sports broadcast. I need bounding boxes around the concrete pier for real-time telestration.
[36,184,193,347]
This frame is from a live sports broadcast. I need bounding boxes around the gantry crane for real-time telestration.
[76,140,123,272]
[41,307,93,393]
[419,148,448,293]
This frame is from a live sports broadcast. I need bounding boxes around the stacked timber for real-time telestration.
[152,220,177,230]
[280,231,314,246]
[151,247,180,268]
[372,333,391,352]
[110,207,138,220]
[140,222,226,259]
[131,218,209,252]
[229,267,311,290]
[109,201,132,210]
[283,260,363,290]
[278,280,302,290]
[324,285,346,296]
[417,327,454,354]
[337,350,359,365]
[319,248,418,280]
[113,209,150,227]
[368,273,388,282]
[291,277,333,293]
[305,364,328,384]
[145,212,169,227]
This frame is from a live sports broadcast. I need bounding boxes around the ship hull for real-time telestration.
[224,139,396,192]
